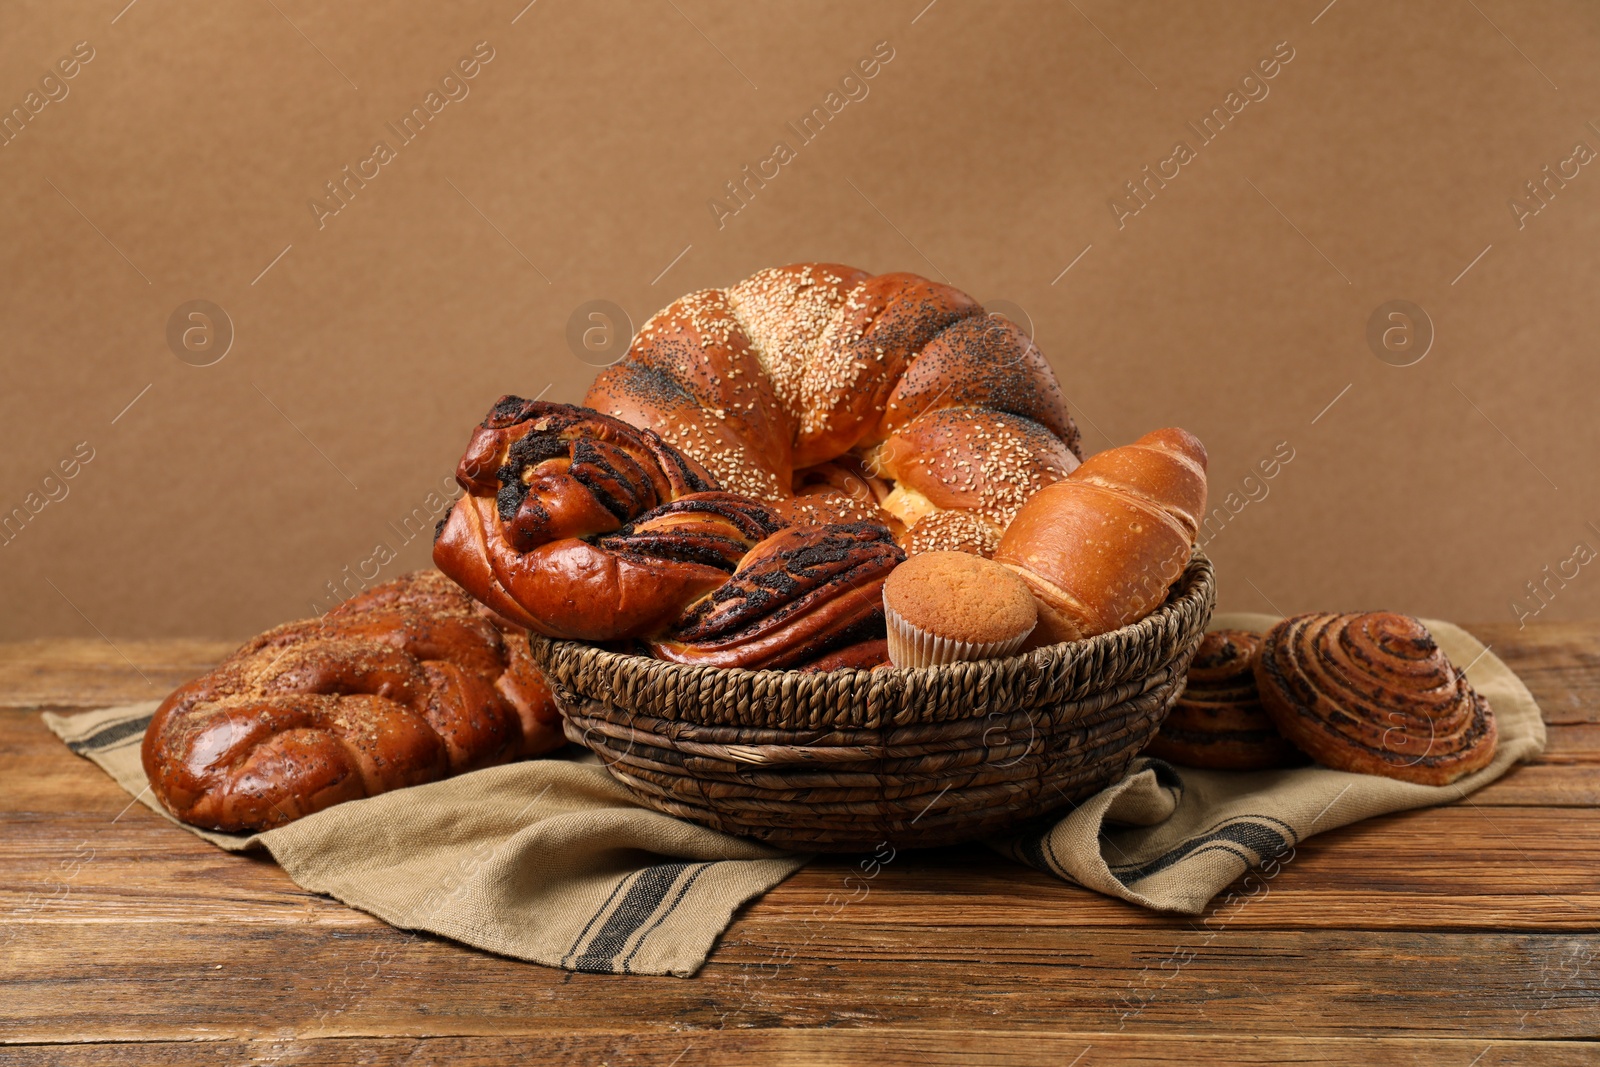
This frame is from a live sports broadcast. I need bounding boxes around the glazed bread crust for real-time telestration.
[583,263,1082,554]
[141,571,566,832]
[432,397,905,665]
[649,522,904,670]
[994,427,1208,643]
[432,397,783,641]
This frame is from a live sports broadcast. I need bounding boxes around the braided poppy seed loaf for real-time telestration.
[648,521,904,669]
[433,398,781,641]
[432,396,905,666]
[142,571,566,831]
[1144,629,1304,770]
[1254,612,1498,785]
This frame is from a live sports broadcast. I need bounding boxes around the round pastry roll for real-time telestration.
[1254,611,1498,785]
[1145,629,1304,771]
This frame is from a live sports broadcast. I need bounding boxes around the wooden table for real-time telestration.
[3,625,1598,1065]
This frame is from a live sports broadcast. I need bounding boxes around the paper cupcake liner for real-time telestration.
[884,602,1035,668]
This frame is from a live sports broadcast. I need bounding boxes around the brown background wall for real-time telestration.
[3,0,1598,641]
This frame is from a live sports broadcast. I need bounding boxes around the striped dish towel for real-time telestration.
[991,614,1546,911]
[44,704,806,977]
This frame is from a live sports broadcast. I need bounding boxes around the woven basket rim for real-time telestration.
[532,550,1214,693]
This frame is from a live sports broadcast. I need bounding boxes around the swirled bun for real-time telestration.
[1145,629,1304,770]
[1254,612,1498,785]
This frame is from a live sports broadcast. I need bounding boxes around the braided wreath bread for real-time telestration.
[586,263,1083,552]
[142,571,566,831]
[433,264,1092,666]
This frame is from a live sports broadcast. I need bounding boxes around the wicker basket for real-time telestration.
[531,553,1215,851]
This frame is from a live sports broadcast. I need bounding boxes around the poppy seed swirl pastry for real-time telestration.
[649,522,904,669]
[1254,612,1498,785]
[142,571,567,832]
[1144,629,1304,770]
[431,395,904,665]
[432,397,805,639]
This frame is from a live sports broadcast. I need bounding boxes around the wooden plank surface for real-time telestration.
[4,789,1598,932]
[0,638,235,710]
[2,624,1597,1063]
[2,1034,1597,1067]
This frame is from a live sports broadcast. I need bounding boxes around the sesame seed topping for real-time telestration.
[580,263,1081,548]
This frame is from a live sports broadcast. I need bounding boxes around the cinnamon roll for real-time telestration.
[1254,612,1498,785]
[1145,629,1303,770]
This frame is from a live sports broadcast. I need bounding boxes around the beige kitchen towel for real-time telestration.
[991,614,1546,913]
[46,614,1543,972]
[42,705,808,978]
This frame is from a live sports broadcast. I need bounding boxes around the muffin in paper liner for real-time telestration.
[884,600,1035,667]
